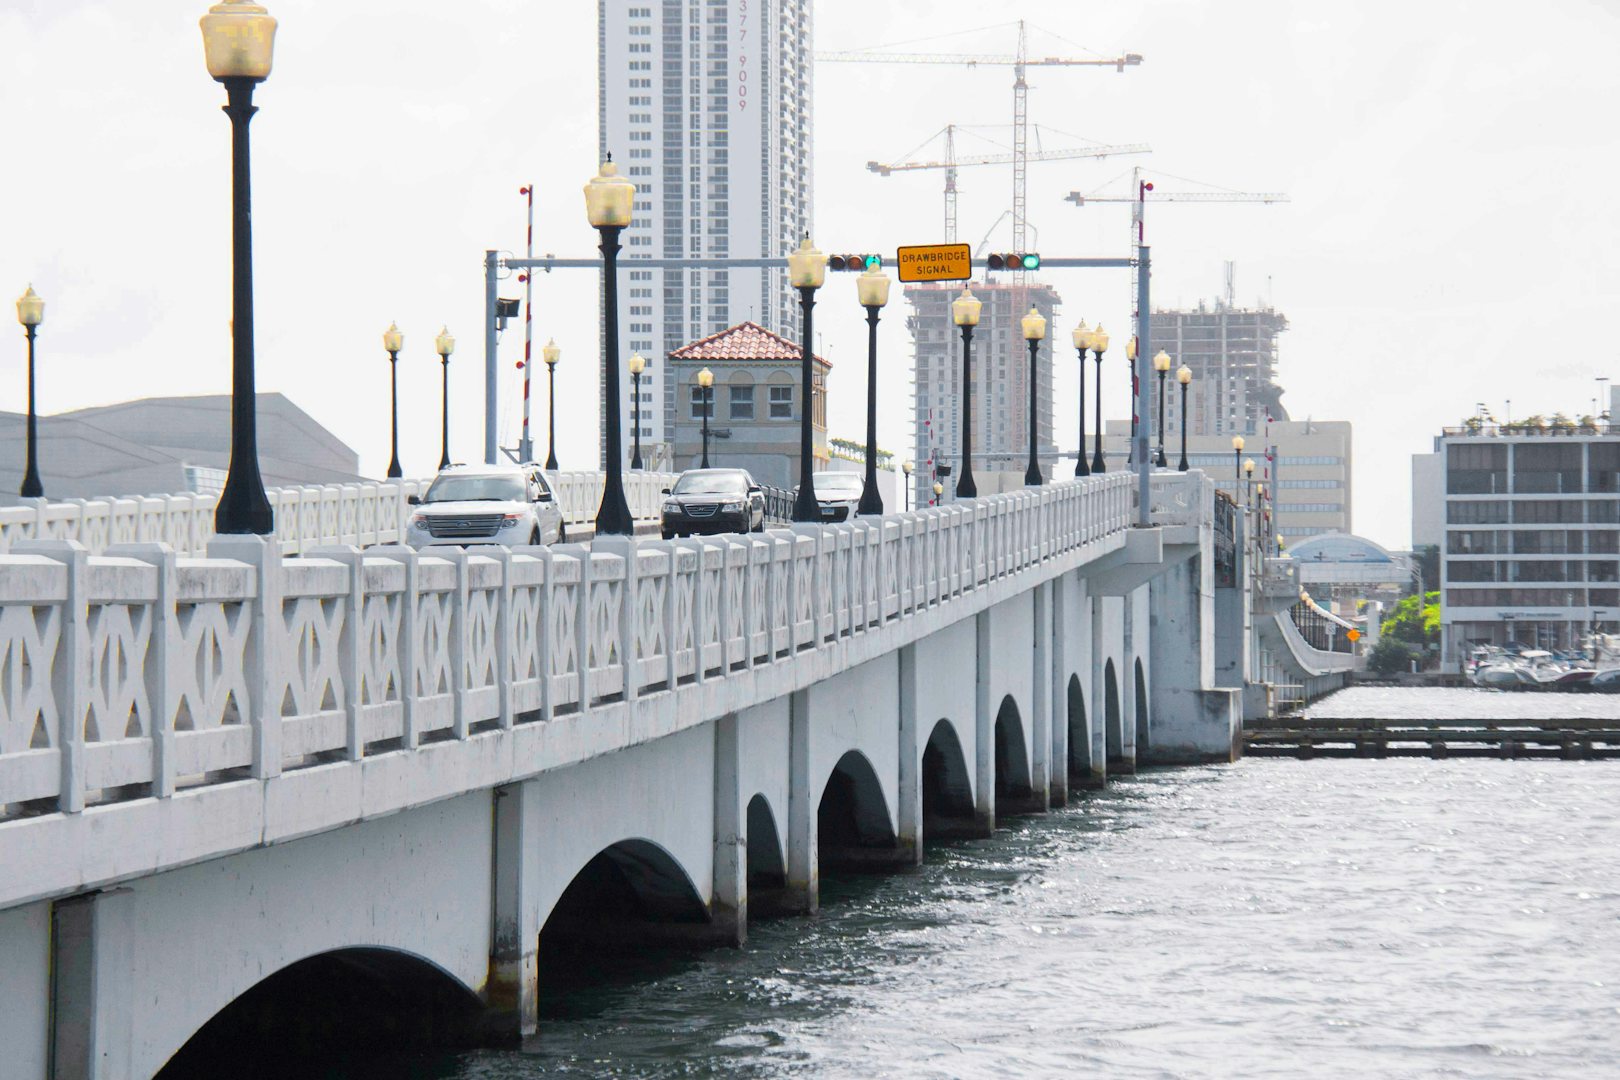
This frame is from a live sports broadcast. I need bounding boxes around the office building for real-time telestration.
[1104,418,1352,539]
[598,0,813,468]
[908,280,1060,506]
[1437,394,1620,671]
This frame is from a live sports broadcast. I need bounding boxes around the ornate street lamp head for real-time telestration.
[1232,435,1245,452]
[1126,337,1138,362]
[200,0,277,81]
[1177,363,1192,385]
[932,482,944,497]
[855,264,891,308]
[1020,306,1047,341]
[697,367,714,389]
[1154,349,1172,373]
[1244,458,1256,477]
[787,235,827,290]
[16,285,44,328]
[435,326,455,358]
[382,321,403,355]
[902,460,914,476]
[583,156,635,228]
[1071,320,1091,351]
[951,287,981,328]
[628,352,646,376]
[1090,324,1109,354]
[542,338,561,367]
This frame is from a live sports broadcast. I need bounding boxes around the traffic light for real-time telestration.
[987,252,1040,271]
[829,253,884,271]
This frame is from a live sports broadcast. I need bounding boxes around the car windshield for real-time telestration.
[423,474,526,503]
[673,472,748,495]
[813,474,862,496]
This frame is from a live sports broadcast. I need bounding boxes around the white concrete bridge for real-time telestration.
[0,469,1268,1079]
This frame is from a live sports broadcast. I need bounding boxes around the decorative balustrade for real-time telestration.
[0,473,1147,820]
[0,471,679,559]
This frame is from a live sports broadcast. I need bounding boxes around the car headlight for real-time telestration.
[499,513,522,529]
[721,500,744,513]
[409,514,427,530]
[663,501,682,514]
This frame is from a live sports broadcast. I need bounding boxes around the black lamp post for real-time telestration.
[1153,349,1171,468]
[1090,324,1110,474]
[436,327,455,470]
[585,157,636,536]
[202,0,278,535]
[15,286,44,498]
[1244,458,1256,510]
[1232,435,1245,487]
[1176,363,1191,472]
[1125,337,1138,465]
[857,264,891,515]
[902,461,913,512]
[383,322,403,479]
[629,352,646,469]
[1021,306,1047,486]
[697,367,714,468]
[788,237,827,523]
[542,338,560,470]
[1072,321,1091,477]
[952,287,982,499]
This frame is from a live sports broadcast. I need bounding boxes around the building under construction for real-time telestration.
[908,280,1059,506]
[1156,288,1290,440]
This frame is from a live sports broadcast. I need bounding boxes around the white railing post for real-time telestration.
[15,540,88,813]
[206,534,283,780]
[488,546,515,729]
[446,547,471,739]
[111,542,179,798]
[310,545,366,760]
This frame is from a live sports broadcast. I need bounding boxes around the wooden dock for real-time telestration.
[1245,716,1620,760]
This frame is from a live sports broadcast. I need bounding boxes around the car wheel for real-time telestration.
[662,530,675,540]
[529,527,541,546]
[557,521,568,543]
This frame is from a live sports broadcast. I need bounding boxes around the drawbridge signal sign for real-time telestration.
[896,243,972,283]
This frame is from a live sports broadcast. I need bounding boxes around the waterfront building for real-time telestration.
[1410,448,1444,550]
[908,280,1060,506]
[1153,297,1289,439]
[666,321,827,487]
[1436,392,1620,670]
[1103,418,1352,540]
[598,0,813,469]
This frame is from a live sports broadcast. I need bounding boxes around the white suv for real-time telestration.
[404,464,567,550]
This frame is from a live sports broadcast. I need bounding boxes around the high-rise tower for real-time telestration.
[599,0,813,468]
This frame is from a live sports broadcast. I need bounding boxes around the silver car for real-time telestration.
[404,464,567,550]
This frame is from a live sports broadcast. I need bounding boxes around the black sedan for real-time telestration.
[661,469,766,538]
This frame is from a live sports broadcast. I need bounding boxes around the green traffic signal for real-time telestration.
[1021,253,1040,270]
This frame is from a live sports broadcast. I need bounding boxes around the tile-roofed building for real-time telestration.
[666,322,830,489]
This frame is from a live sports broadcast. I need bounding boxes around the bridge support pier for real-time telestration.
[712,713,748,945]
[488,779,542,1039]
[50,889,136,1080]
[972,611,998,835]
[1148,555,1241,764]
[785,690,818,914]
[896,645,925,865]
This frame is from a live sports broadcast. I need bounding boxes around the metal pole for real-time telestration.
[483,249,498,466]
[858,305,884,515]
[545,361,558,470]
[594,226,633,535]
[700,383,711,469]
[1155,367,1167,467]
[1135,244,1152,526]
[1178,379,1189,472]
[20,326,42,498]
[1024,336,1042,486]
[439,355,451,471]
[792,287,821,522]
[1074,345,1089,477]
[519,185,534,463]
[957,323,977,498]
[631,368,644,469]
[214,77,272,535]
[386,349,402,478]
[1090,349,1105,474]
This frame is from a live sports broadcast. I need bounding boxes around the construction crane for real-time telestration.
[819,21,1142,256]
[1067,165,1289,334]
[869,126,1150,242]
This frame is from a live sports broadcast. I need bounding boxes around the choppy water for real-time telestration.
[400,691,1620,1078]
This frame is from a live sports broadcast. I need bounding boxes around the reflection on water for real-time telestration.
[359,692,1620,1078]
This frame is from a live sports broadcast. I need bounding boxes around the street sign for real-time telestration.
[896,243,972,283]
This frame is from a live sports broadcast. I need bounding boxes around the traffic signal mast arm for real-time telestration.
[1065,191,1289,204]
[817,50,1143,70]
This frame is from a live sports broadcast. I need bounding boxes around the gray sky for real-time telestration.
[4,0,1618,549]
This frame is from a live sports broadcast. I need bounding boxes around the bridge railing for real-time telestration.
[0,474,1134,820]
[0,470,680,559]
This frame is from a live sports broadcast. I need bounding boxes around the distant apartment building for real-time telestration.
[1104,418,1352,539]
[1437,395,1620,670]
[1153,299,1289,439]
[908,280,1060,505]
[598,0,812,468]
